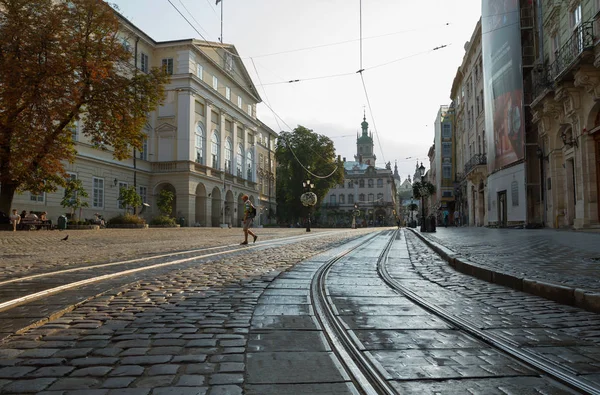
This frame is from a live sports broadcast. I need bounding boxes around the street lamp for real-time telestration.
[418,163,427,232]
[352,203,359,229]
[301,179,316,232]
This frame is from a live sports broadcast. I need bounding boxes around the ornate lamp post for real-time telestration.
[301,179,317,232]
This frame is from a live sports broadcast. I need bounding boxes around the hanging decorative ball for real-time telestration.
[300,192,317,207]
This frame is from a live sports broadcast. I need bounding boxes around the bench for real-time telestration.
[18,220,52,231]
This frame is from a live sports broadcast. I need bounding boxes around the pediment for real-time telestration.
[156,122,177,136]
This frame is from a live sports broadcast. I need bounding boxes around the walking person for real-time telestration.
[453,210,460,226]
[240,195,258,245]
[9,209,20,231]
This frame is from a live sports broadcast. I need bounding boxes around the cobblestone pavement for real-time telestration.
[414,227,600,291]
[0,228,332,281]
[0,228,376,394]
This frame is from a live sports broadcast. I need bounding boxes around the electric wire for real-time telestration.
[178,0,212,39]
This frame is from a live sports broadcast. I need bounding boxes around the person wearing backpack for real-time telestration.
[240,195,258,245]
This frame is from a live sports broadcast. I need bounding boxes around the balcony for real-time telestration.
[464,154,487,177]
[322,202,340,209]
[530,22,594,103]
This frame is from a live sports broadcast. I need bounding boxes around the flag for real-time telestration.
[216,0,221,4]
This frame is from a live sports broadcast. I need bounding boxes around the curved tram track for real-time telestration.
[0,230,344,341]
[312,229,597,394]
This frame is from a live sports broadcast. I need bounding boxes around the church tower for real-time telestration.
[354,111,376,166]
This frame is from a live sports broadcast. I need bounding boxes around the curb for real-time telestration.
[407,228,600,314]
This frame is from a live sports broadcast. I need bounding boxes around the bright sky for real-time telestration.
[111,0,481,180]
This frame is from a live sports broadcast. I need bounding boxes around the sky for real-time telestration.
[110,0,482,181]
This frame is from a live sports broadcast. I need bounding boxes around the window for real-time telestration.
[196,63,203,80]
[224,138,232,173]
[211,131,220,169]
[161,58,173,75]
[368,179,374,188]
[442,164,451,179]
[246,150,253,181]
[339,194,345,204]
[225,86,231,100]
[377,193,383,201]
[212,76,218,90]
[551,34,560,61]
[140,53,149,73]
[442,123,451,138]
[118,182,128,209]
[330,195,336,204]
[139,137,148,160]
[30,191,44,202]
[236,144,244,177]
[69,120,79,142]
[348,194,354,204]
[377,179,383,188]
[368,193,374,202]
[139,186,147,204]
[442,142,452,158]
[347,181,353,188]
[359,179,364,188]
[92,177,104,208]
[237,96,242,108]
[247,104,252,116]
[359,193,365,202]
[195,123,204,164]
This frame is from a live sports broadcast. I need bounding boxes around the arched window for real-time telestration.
[246,150,254,181]
[224,138,232,173]
[359,179,364,188]
[236,144,244,177]
[195,123,204,164]
[330,195,336,204]
[359,193,365,202]
[377,193,383,201]
[347,181,353,188]
[377,179,383,187]
[368,193,374,201]
[211,131,220,169]
[348,194,354,204]
[368,179,374,187]
[339,194,345,204]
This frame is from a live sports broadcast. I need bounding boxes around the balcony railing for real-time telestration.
[530,21,594,101]
[464,154,487,176]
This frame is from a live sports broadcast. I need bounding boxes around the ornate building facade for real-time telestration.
[320,115,397,227]
[11,11,277,227]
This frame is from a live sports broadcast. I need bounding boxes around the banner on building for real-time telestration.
[482,0,525,171]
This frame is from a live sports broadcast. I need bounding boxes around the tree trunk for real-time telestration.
[0,182,17,215]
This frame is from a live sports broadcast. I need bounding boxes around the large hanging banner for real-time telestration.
[482,0,527,224]
[482,0,525,171]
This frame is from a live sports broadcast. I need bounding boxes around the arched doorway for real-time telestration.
[195,183,207,227]
[224,190,234,226]
[211,187,221,227]
[237,194,246,227]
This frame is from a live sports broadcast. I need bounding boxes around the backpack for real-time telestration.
[249,205,257,218]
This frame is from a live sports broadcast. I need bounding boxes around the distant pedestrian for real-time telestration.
[9,209,20,231]
[20,210,27,220]
[240,195,257,245]
[443,210,449,228]
[453,210,460,226]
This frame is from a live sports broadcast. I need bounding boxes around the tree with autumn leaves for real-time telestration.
[0,0,169,214]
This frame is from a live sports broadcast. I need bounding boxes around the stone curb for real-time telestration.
[407,228,600,314]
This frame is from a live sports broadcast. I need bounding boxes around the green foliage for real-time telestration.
[156,189,175,216]
[108,213,146,225]
[60,179,89,220]
[412,181,436,199]
[149,215,177,226]
[118,186,142,212]
[275,125,344,223]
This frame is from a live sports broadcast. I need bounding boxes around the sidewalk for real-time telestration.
[408,227,600,313]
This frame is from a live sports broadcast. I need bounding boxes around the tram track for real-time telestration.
[312,229,597,394]
[377,229,600,394]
